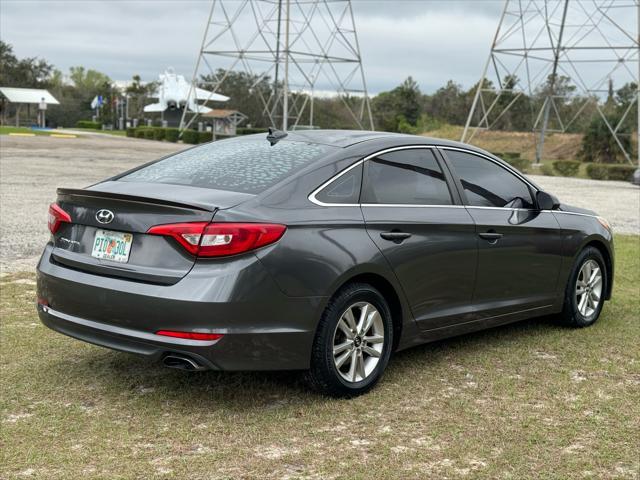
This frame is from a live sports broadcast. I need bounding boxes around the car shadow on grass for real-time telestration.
[49,314,566,408]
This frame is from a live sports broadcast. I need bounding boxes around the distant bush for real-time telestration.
[76,120,101,129]
[135,128,147,139]
[540,164,555,176]
[198,131,213,143]
[237,127,269,135]
[502,152,521,160]
[552,160,581,177]
[126,127,136,138]
[585,163,609,180]
[153,128,166,141]
[607,164,635,181]
[165,128,179,143]
[143,129,155,140]
[503,156,530,173]
[182,130,200,144]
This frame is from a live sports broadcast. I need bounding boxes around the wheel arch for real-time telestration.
[582,238,614,300]
[325,270,410,352]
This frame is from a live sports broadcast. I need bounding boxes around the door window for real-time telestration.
[446,150,534,208]
[361,149,453,205]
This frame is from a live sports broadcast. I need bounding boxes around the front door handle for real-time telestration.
[478,231,503,242]
[380,231,412,243]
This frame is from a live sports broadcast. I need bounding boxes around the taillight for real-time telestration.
[48,203,71,234]
[147,222,286,257]
[156,330,224,341]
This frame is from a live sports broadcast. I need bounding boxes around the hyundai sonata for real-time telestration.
[37,130,614,397]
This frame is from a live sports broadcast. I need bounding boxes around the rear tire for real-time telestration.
[557,247,607,328]
[308,283,393,398]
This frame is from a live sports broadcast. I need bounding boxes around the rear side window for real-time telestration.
[314,164,362,204]
[120,138,333,194]
[446,150,534,208]
[361,148,452,205]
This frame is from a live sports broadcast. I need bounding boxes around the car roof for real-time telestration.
[283,129,477,149]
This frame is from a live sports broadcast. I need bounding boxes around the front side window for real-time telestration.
[361,148,452,205]
[446,150,534,208]
[119,137,333,194]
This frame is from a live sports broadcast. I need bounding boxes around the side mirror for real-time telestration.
[536,190,560,211]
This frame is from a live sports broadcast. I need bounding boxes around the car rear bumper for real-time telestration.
[36,244,326,370]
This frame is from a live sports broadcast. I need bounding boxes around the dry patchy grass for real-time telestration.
[423,124,583,163]
[1,237,639,479]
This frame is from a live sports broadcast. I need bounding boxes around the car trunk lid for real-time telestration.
[49,182,254,285]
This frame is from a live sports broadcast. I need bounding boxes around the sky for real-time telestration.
[1,1,636,96]
[1,0,505,94]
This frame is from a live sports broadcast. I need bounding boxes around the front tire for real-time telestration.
[557,247,607,328]
[308,283,393,398]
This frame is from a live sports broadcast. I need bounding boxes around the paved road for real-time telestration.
[1,134,638,273]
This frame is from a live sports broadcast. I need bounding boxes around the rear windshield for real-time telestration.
[119,137,333,194]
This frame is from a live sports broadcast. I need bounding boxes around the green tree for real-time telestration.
[579,114,631,164]
[0,40,53,87]
[371,76,424,132]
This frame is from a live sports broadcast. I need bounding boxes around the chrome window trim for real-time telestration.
[548,210,598,219]
[308,145,454,207]
[360,204,465,209]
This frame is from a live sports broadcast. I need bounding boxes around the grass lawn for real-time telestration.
[0,127,51,136]
[1,236,638,479]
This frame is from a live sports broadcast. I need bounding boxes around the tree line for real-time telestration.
[1,40,634,163]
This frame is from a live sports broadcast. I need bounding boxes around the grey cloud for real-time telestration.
[0,1,514,94]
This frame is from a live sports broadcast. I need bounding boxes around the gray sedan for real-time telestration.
[37,130,614,397]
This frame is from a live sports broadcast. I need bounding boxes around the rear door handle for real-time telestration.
[478,231,503,241]
[380,231,412,243]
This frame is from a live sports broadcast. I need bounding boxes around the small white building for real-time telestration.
[0,87,60,127]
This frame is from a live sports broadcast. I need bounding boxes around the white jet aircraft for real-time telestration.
[143,68,229,114]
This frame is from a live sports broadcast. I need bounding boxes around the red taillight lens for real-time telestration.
[147,222,286,257]
[48,203,71,234]
[156,330,224,341]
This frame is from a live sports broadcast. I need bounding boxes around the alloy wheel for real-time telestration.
[575,259,603,318]
[332,302,385,383]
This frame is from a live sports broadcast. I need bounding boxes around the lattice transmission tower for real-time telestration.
[180,0,373,133]
[462,0,639,165]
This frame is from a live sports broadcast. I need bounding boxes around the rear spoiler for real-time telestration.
[57,181,255,212]
[56,188,214,212]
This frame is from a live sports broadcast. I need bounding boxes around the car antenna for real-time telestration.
[267,127,287,146]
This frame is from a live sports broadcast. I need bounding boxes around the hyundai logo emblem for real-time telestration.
[96,209,115,224]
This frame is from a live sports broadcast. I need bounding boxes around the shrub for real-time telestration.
[182,130,200,144]
[585,163,609,180]
[164,128,179,143]
[502,152,521,160]
[198,131,213,143]
[143,129,155,140]
[153,128,166,141]
[540,164,555,176]
[503,156,530,173]
[552,160,581,177]
[76,120,101,130]
[135,128,147,139]
[126,127,137,138]
[237,127,269,135]
[607,164,635,181]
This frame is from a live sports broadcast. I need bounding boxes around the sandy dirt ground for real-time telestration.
[1,134,638,274]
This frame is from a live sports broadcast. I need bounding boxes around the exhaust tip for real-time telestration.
[162,354,205,371]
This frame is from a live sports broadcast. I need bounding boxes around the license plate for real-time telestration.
[91,230,133,263]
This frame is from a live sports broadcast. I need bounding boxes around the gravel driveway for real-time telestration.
[1,134,638,273]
